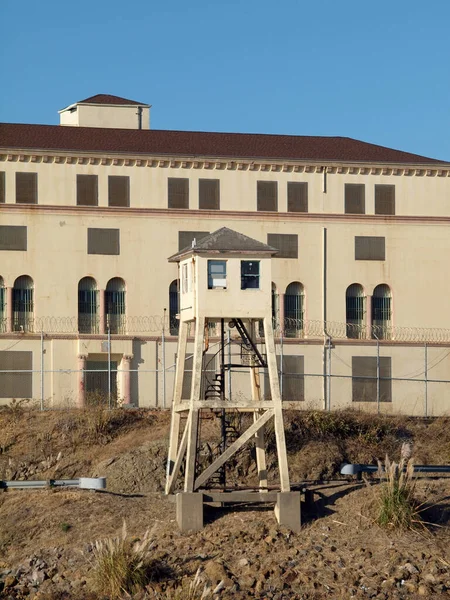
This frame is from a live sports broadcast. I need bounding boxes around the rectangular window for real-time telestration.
[257,181,278,212]
[208,260,227,289]
[199,179,220,210]
[264,355,304,401]
[108,175,130,207]
[355,236,385,260]
[168,178,189,209]
[375,184,395,215]
[0,351,32,398]
[0,172,5,203]
[77,174,98,206]
[16,172,37,204]
[345,183,365,214]
[178,231,209,251]
[267,234,298,259]
[241,260,260,289]
[352,356,392,402]
[287,182,308,213]
[0,226,27,251]
[87,228,120,255]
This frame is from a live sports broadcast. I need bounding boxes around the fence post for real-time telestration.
[328,336,332,411]
[107,325,111,409]
[376,338,380,415]
[162,308,166,409]
[40,329,44,411]
[280,326,284,399]
[424,343,428,417]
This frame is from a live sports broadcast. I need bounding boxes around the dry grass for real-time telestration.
[374,448,421,530]
[91,521,157,599]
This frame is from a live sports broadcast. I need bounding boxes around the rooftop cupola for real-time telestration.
[58,94,151,129]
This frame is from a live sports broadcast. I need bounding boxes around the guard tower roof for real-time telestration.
[168,227,278,262]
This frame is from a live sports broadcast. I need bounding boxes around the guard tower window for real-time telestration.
[241,261,260,289]
[208,260,227,289]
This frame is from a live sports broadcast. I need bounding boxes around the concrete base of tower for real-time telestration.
[176,492,204,532]
[274,491,302,532]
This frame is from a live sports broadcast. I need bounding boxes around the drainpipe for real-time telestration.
[137,106,143,130]
[322,227,331,410]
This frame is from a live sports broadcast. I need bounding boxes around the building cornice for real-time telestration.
[2,203,450,225]
[1,149,449,177]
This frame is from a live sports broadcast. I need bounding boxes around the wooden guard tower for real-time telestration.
[166,227,301,532]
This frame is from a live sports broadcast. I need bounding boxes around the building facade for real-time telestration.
[1,94,450,414]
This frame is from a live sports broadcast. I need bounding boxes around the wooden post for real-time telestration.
[249,320,267,490]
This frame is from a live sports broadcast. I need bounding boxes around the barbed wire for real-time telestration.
[2,316,450,343]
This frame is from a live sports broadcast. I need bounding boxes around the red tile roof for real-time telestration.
[77,94,147,106]
[0,122,445,165]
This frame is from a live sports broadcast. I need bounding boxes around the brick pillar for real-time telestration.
[366,295,372,339]
[99,289,105,334]
[6,287,13,333]
[78,354,88,408]
[122,354,133,406]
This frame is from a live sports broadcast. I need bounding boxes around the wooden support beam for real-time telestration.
[165,413,190,494]
[174,400,275,411]
[194,409,274,490]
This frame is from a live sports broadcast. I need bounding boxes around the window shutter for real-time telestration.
[352,356,391,402]
[0,226,27,251]
[168,178,189,209]
[267,234,298,258]
[375,185,395,215]
[345,184,365,214]
[199,179,220,210]
[257,181,278,211]
[16,172,37,204]
[0,351,32,398]
[0,172,5,203]
[287,182,308,212]
[108,176,130,207]
[355,236,385,260]
[77,175,98,206]
[87,228,120,255]
[178,231,210,251]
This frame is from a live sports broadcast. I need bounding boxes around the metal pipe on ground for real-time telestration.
[0,477,106,490]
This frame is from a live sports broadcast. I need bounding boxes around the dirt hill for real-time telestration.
[1,404,450,599]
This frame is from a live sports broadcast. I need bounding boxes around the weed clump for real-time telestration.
[91,522,156,599]
[375,451,420,530]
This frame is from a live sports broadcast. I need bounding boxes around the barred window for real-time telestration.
[287,182,308,213]
[352,356,392,402]
[267,234,298,259]
[178,231,209,251]
[88,228,120,255]
[105,277,126,334]
[108,176,130,207]
[375,185,395,215]
[199,179,220,210]
[257,181,277,211]
[0,226,27,251]
[355,236,385,261]
[168,178,189,209]
[0,172,5,203]
[77,175,98,206]
[16,172,37,204]
[345,184,365,214]
[0,351,32,398]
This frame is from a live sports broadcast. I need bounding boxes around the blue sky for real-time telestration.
[1,0,449,161]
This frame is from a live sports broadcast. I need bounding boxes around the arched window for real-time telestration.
[78,277,98,334]
[0,277,5,333]
[272,283,279,329]
[13,275,34,332]
[284,282,304,338]
[169,280,179,335]
[372,284,392,339]
[106,278,126,334]
[346,284,366,339]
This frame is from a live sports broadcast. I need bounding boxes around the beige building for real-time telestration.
[1,93,450,414]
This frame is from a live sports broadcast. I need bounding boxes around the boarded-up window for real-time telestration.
[16,172,37,204]
[267,234,298,258]
[375,185,395,215]
[0,172,5,203]
[264,355,304,401]
[257,181,278,212]
[352,356,392,402]
[77,175,98,206]
[287,182,308,213]
[345,184,365,214]
[199,179,220,210]
[0,226,27,251]
[88,228,120,255]
[168,178,189,209]
[355,236,385,260]
[178,231,209,251]
[0,351,32,398]
[108,176,130,207]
